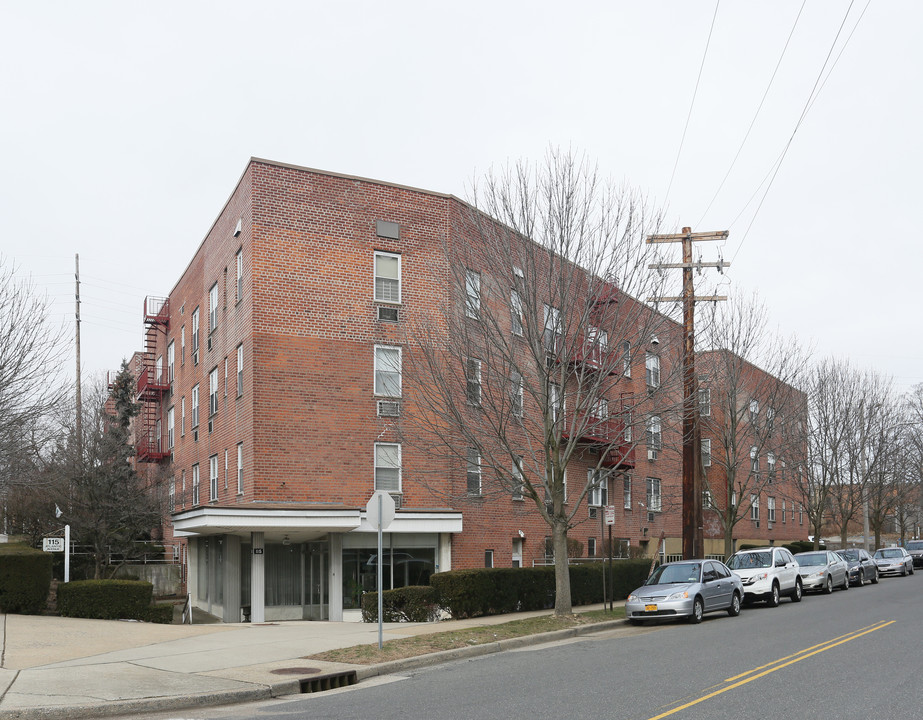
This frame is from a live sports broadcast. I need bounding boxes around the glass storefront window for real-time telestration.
[341,547,435,610]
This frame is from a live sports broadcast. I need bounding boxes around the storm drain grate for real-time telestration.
[299,670,358,693]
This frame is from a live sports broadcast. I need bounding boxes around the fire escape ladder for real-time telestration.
[136,297,170,463]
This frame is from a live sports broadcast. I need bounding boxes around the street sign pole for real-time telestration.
[377,493,383,650]
[366,491,395,651]
[64,524,70,583]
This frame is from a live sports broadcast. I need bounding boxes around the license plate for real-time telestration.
[645,604,658,612]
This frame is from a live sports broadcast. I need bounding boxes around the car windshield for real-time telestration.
[838,550,859,561]
[797,553,827,566]
[906,542,923,551]
[728,551,771,570]
[647,563,701,585]
[875,549,902,558]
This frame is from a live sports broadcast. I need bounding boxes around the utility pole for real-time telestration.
[648,227,729,560]
[75,253,82,464]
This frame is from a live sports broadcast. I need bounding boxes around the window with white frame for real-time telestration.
[484,550,494,568]
[588,537,597,557]
[374,442,401,492]
[731,491,737,510]
[623,405,632,442]
[192,464,200,505]
[375,345,402,397]
[155,354,163,384]
[181,469,186,507]
[236,344,243,397]
[587,325,608,351]
[169,479,175,511]
[512,455,524,500]
[646,477,662,512]
[167,341,175,382]
[191,308,200,362]
[750,494,759,521]
[782,500,786,523]
[224,449,228,489]
[510,370,523,416]
[646,352,660,388]
[621,341,631,377]
[767,452,776,482]
[549,382,561,424]
[698,387,710,416]
[223,357,228,397]
[703,489,713,510]
[180,324,186,365]
[374,251,401,303]
[465,269,480,319]
[588,469,608,506]
[749,399,759,423]
[701,438,711,467]
[623,474,632,509]
[466,448,481,495]
[647,415,662,451]
[191,384,200,428]
[799,504,804,525]
[236,248,243,301]
[510,289,523,335]
[209,367,219,416]
[237,442,243,494]
[750,446,759,472]
[167,407,174,450]
[180,396,185,436]
[543,304,561,352]
[209,282,219,332]
[766,406,775,431]
[593,397,609,421]
[466,358,482,406]
[209,455,218,501]
[768,496,776,522]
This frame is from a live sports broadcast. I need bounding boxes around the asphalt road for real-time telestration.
[137,571,920,720]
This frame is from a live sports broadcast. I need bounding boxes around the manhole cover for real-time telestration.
[270,667,322,676]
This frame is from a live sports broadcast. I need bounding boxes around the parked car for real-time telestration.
[727,547,802,606]
[904,540,923,568]
[625,559,744,624]
[873,547,914,577]
[794,551,849,593]
[836,548,879,586]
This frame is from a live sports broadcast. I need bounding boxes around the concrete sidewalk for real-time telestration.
[0,603,626,720]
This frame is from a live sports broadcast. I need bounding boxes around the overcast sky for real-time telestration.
[2,1,920,396]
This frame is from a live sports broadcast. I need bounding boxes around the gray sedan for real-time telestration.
[626,559,744,625]
[794,551,849,593]
[873,547,914,576]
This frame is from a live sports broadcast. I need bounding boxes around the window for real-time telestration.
[623,405,632,443]
[731,491,737,510]
[484,550,494,568]
[191,307,200,363]
[750,494,759,521]
[191,384,200,428]
[549,382,561,424]
[589,469,608,506]
[766,406,775,431]
[237,443,243,494]
[698,387,710,416]
[466,448,482,495]
[155,355,163,384]
[510,370,523,416]
[647,415,662,451]
[466,358,482,406]
[209,368,219,417]
[510,289,523,335]
[209,282,219,332]
[180,396,185,436]
[646,477,661,512]
[209,455,219,501]
[799,504,804,525]
[749,399,759,423]
[592,397,609,420]
[374,251,401,303]
[235,248,243,301]
[701,438,711,467]
[750,446,759,473]
[236,344,244,397]
[623,474,632,509]
[621,341,631,377]
[181,470,186,508]
[587,325,608,350]
[646,352,660,388]
[767,452,776,482]
[703,489,713,509]
[782,500,787,523]
[224,357,228,397]
[465,269,481,319]
[768,496,776,523]
[169,479,175,511]
[167,341,175,382]
[167,407,174,450]
[512,455,524,500]
[588,537,597,557]
[543,305,561,352]
[192,464,200,505]
[374,442,401,492]
[375,346,402,397]
[181,324,186,365]
[224,449,228,489]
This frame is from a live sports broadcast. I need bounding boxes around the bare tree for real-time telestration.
[697,294,808,558]
[402,149,675,615]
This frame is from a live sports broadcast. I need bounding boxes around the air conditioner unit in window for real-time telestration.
[390,493,403,509]
[589,506,598,519]
[377,400,401,417]
[377,306,399,322]
[768,522,773,530]
[648,512,655,523]
[647,448,657,461]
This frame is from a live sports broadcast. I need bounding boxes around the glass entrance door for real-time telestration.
[304,541,328,620]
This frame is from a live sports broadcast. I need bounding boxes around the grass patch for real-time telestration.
[308,607,625,665]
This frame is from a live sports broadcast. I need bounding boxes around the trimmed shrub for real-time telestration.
[0,544,52,614]
[58,580,154,620]
[361,585,440,623]
[146,602,175,624]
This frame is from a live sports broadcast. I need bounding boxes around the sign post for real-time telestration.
[43,526,70,583]
[366,491,395,650]
[605,506,615,612]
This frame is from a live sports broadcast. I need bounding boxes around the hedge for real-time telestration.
[361,585,440,623]
[146,602,175,624]
[0,544,52,614]
[57,580,155,621]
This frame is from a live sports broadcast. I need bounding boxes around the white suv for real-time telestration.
[727,547,803,606]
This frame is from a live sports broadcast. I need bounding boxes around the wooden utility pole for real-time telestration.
[647,227,729,560]
[75,253,82,464]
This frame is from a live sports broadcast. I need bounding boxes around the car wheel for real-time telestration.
[791,578,803,603]
[727,592,741,617]
[767,582,781,607]
[871,568,879,584]
[901,565,907,577]
[857,569,864,586]
[910,565,914,575]
[824,575,833,594]
[841,574,849,590]
[689,597,704,624]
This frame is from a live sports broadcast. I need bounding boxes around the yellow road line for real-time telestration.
[645,620,895,720]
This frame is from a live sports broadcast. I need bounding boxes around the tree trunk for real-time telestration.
[552,521,572,616]
[723,523,734,559]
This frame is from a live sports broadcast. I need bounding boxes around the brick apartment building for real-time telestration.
[129,158,805,622]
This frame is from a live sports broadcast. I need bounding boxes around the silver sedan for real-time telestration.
[873,547,915,576]
[626,559,744,625]
[794,550,849,593]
